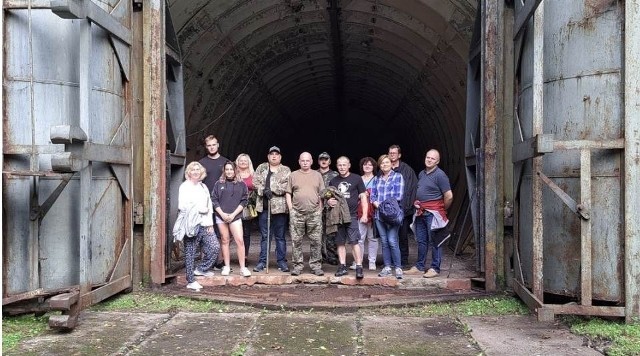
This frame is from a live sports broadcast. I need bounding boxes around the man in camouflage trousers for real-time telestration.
[253,146,291,272]
[286,152,326,276]
[317,152,339,265]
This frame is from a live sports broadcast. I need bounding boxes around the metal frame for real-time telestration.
[2,0,134,329]
[510,1,636,321]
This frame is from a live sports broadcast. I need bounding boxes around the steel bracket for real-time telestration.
[537,171,590,220]
[30,173,74,220]
[51,0,131,45]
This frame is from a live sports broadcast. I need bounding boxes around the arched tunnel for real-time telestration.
[170,0,476,213]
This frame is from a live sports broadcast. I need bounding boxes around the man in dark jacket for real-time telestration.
[388,144,417,268]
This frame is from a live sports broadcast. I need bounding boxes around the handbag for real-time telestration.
[242,204,258,220]
[357,182,374,220]
[357,196,374,220]
[242,190,258,220]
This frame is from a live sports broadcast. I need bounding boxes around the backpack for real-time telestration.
[378,198,403,226]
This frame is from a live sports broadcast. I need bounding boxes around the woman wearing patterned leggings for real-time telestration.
[178,161,221,291]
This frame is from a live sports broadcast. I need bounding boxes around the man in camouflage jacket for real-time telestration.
[252,146,291,272]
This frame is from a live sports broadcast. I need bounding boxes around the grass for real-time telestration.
[2,314,52,352]
[89,291,251,313]
[361,295,530,318]
[564,316,640,356]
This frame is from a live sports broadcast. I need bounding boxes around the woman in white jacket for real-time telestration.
[178,161,220,291]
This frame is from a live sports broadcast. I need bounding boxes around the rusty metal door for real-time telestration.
[2,0,133,328]
[511,0,626,320]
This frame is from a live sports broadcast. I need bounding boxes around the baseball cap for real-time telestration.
[268,146,281,154]
[318,152,331,160]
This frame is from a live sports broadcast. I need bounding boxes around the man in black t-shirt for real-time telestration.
[199,135,228,193]
[198,135,228,269]
[326,156,368,279]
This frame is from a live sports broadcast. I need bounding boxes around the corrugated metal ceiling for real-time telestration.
[170,0,475,170]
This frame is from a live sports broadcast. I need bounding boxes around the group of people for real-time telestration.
[173,135,452,291]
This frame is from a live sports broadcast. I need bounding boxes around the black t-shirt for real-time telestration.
[199,155,228,193]
[329,173,366,217]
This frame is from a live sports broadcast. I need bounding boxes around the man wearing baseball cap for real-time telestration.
[252,146,291,272]
[317,152,339,265]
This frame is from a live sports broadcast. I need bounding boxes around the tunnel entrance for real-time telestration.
[171,0,473,176]
[168,0,475,242]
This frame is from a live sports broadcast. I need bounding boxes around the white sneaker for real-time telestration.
[368,262,376,271]
[221,266,231,276]
[194,269,215,277]
[186,281,202,290]
[241,267,252,277]
[349,262,357,270]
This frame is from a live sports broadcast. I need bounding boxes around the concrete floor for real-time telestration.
[7,311,600,355]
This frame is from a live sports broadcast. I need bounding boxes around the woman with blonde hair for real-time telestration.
[211,161,251,277]
[370,154,405,279]
[174,161,220,291]
[236,153,256,257]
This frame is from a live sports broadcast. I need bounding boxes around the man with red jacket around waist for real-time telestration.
[406,149,453,278]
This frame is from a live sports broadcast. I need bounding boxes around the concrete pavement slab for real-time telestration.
[248,314,357,355]
[462,315,600,355]
[5,312,169,355]
[131,312,258,355]
[360,316,480,355]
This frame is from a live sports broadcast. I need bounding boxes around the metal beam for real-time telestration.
[531,2,545,301]
[625,0,640,322]
[553,139,625,150]
[143,0,167,285]
[550,305,626,318]
[513,0,543,39]
[580,149,592,306]
[481,0,501,292]
[512,134,554,162]
[537,171,590,220]
[51,0,131,45]
[3,0,50,9]
[78,16,93,301]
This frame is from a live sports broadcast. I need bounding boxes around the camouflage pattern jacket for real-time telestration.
[253,162,291,214]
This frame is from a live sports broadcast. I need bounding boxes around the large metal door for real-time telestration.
[511,0,627,320]
[2,0,133,328]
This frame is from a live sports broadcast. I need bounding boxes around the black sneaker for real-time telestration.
[253,263,265,272]
[355,265,364,279]
[278,264,290,272]
[335,264,348,277]
[313,269,325,276]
